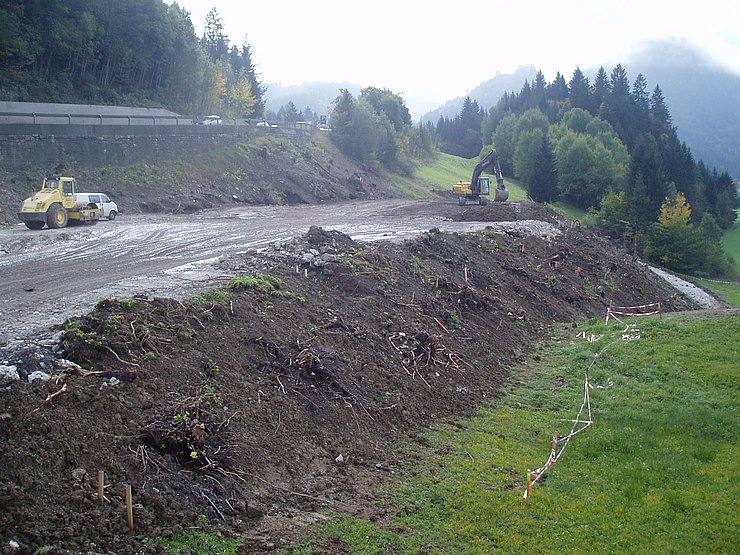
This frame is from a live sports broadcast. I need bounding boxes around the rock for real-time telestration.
[71,468,87,481]
[0,365,20,387]
[246,502,266,519]
[56,359,83,373]
[27,371,51,383]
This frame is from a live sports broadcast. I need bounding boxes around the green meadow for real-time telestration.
[301,315,739,554]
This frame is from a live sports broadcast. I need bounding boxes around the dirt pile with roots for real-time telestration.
[0,210,697,553]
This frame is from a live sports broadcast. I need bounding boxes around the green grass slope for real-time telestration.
[305,315,740,554]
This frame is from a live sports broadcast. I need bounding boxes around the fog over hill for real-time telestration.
[263,40,738,179]
[621,39,740,179]
[420,65,538,123]
[419,39,739,178]
[264,82,362,119]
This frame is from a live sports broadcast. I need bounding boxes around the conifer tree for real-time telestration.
[568,67,591,112]
[527,133,558,202]
[591,67,609,115]
[649,85,672,136]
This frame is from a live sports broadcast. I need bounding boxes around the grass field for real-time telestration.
[413,152,528,202]
[302,315,739,554]
[690,210,740,306]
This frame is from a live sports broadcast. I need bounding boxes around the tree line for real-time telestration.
[433,66,738,278]
[0,1,264,118]
[328,87,434,176]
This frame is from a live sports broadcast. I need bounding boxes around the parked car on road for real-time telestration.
[74,193,118,220]
[197,115,222,125]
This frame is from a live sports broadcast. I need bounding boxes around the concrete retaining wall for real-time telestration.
[0,124,306,170]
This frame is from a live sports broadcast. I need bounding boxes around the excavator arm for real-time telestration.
[471,149,506,195]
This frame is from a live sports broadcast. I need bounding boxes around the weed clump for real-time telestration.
[228,273,304,302]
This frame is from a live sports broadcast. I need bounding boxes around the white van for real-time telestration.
[74,193,119,220]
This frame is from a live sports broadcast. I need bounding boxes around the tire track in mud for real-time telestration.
[0,200,497,343]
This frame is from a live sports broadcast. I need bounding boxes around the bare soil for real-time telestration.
[0,204,700,554]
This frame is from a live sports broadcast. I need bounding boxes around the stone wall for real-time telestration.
[0,124,306,170]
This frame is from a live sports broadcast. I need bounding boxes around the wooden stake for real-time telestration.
[304,268,308,277]
[124,484,134,531]
[98,470,104,505]
[464,266,468,282]
[525,471,532,500]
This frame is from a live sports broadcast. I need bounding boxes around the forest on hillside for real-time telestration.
[325,64,737,278]
[429,66,738,278]
[0,0,264,117]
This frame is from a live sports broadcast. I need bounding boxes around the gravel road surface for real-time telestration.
[0,199,544,344]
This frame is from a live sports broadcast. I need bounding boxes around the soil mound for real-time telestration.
[0,224,696,553]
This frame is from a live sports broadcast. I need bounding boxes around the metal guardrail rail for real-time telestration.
[0,112,318,129]
[0,111,191,125]
[0,112,316,131]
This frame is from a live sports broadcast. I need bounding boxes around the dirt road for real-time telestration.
[0,199,532,344]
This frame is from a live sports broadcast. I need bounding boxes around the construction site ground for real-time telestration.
[0,199,711,553]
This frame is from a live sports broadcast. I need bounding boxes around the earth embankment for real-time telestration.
[0,203,700,553]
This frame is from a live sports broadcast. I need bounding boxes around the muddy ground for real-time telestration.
[0,200,702,554]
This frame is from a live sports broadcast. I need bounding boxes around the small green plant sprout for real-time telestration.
[445,310,462,330]
[548,275,561,290]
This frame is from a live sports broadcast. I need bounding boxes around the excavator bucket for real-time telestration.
[494,188,509,202]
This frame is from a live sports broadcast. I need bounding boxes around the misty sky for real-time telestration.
[172,0,740,112]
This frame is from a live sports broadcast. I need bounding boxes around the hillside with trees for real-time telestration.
[426,42,740,180]
[328,87,434,176]
[430,64,737,278]
[623,39,740,179]
[0,0,264,118]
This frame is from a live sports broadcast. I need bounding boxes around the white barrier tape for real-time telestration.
[609,310,660,317]
[606,303,660,325]
[612,302,660,310]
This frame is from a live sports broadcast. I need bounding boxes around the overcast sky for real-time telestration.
[171,0,740,114]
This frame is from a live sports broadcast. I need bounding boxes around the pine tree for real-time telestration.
[601,64,635,147]
[202,8,228,62]
[528,133,558,202]
[591,67,609,115]
[649,85,672,136]
[631,73,650,136]
[627,133,668,228]
[239,38,265,117]
[549,72,568,102]
[568,67,591,113]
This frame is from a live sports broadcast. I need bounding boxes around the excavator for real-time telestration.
[453,149,509,205]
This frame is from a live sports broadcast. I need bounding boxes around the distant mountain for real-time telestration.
[420,65,537,124]
[619,39,740,179]
[264,82,362,118]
